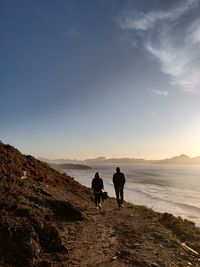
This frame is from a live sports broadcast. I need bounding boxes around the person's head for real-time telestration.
[94,172,100,179]
[116,167,120,173]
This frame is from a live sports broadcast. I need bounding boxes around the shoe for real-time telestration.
[98,203,102,209]
[121,204,124,208]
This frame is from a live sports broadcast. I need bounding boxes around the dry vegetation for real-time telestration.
[0,141,200,266]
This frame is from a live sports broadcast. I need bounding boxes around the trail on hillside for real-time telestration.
[59,199,200,267]
[0,143,200,267]
[60,202,125,267]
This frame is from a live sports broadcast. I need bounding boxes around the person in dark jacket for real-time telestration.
[113,167,126,208]
[91,172,104,209]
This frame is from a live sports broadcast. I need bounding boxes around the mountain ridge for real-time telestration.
[39,154,200,165]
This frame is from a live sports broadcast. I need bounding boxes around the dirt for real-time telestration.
[56,199,200,267]
[0,141,200,267]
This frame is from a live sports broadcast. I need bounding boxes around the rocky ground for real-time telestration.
[0,142,200,267]
[59,199,200,267]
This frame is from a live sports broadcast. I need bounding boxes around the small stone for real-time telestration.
[112,256,117,260]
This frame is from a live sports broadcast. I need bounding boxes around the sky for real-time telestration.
[1,0,200,160]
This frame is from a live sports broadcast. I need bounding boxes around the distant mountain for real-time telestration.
[48,163,91,172]
[84,157,147,164]
[39,157,81,164]
[40,154,200,165]
[104,158,147,164]
[192,156,200,164]
[151,154,200,164]
[83,157,107,164]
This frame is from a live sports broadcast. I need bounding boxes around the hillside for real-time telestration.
[0,142,92,266]
[0,142,200,266]
[48,163,91,172]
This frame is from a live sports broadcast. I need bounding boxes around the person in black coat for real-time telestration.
[113,167,126,208]
[91,172,104,209]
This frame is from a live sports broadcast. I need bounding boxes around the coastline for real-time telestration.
[0,142,200,266]
[65,164,200,227]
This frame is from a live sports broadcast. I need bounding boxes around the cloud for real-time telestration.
[186,18,200,44]
[119,0,198,31]
[148,89,168,96]
[118,0,200,94]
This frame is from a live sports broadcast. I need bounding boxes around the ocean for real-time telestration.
[65,163,200,226]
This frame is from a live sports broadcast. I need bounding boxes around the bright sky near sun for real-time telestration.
[1,0,200,160]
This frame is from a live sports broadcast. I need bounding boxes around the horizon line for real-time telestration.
[38,153,199,161]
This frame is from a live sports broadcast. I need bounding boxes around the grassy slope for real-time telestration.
[0,142,200,266]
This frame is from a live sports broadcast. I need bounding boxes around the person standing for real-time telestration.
[91,172,104,209]
[113,167,126,208]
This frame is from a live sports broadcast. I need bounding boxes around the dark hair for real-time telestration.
[94,172,100,179]
[116,167,120,172]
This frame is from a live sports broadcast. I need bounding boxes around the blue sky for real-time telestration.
[1,0,200,159]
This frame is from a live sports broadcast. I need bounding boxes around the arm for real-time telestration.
[91,179,94,189]
[100,178,104,190]
[122,173,126,185]
[113,174,115,185]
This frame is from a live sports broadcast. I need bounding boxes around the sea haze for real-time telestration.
[65,163,200,226]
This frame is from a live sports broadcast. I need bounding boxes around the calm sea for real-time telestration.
[65,163,200,226]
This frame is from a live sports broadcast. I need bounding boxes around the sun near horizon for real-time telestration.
[1,0,200,160]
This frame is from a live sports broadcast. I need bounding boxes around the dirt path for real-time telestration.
[60,200,127,267]
[58,199,200,267]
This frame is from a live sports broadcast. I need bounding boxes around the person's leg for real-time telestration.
[119,188,124,206]
[97,193,101,205]
[114,187,120,207]
[94,193,98,206]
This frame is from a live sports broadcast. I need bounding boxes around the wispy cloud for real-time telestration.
[186,18,200,44]
[119,0,198,31]
[118,0,200,94]
[148,89,168,96]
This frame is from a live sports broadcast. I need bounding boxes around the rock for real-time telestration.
[47,199,85,221]
[40,188,52,197]
[20,170,27,180]
[181,243,198,255]
[112,256,117,260]
[0,221,40,267]
[38,224,68,253]
[151,262,166,267]
[13,224,40,262]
